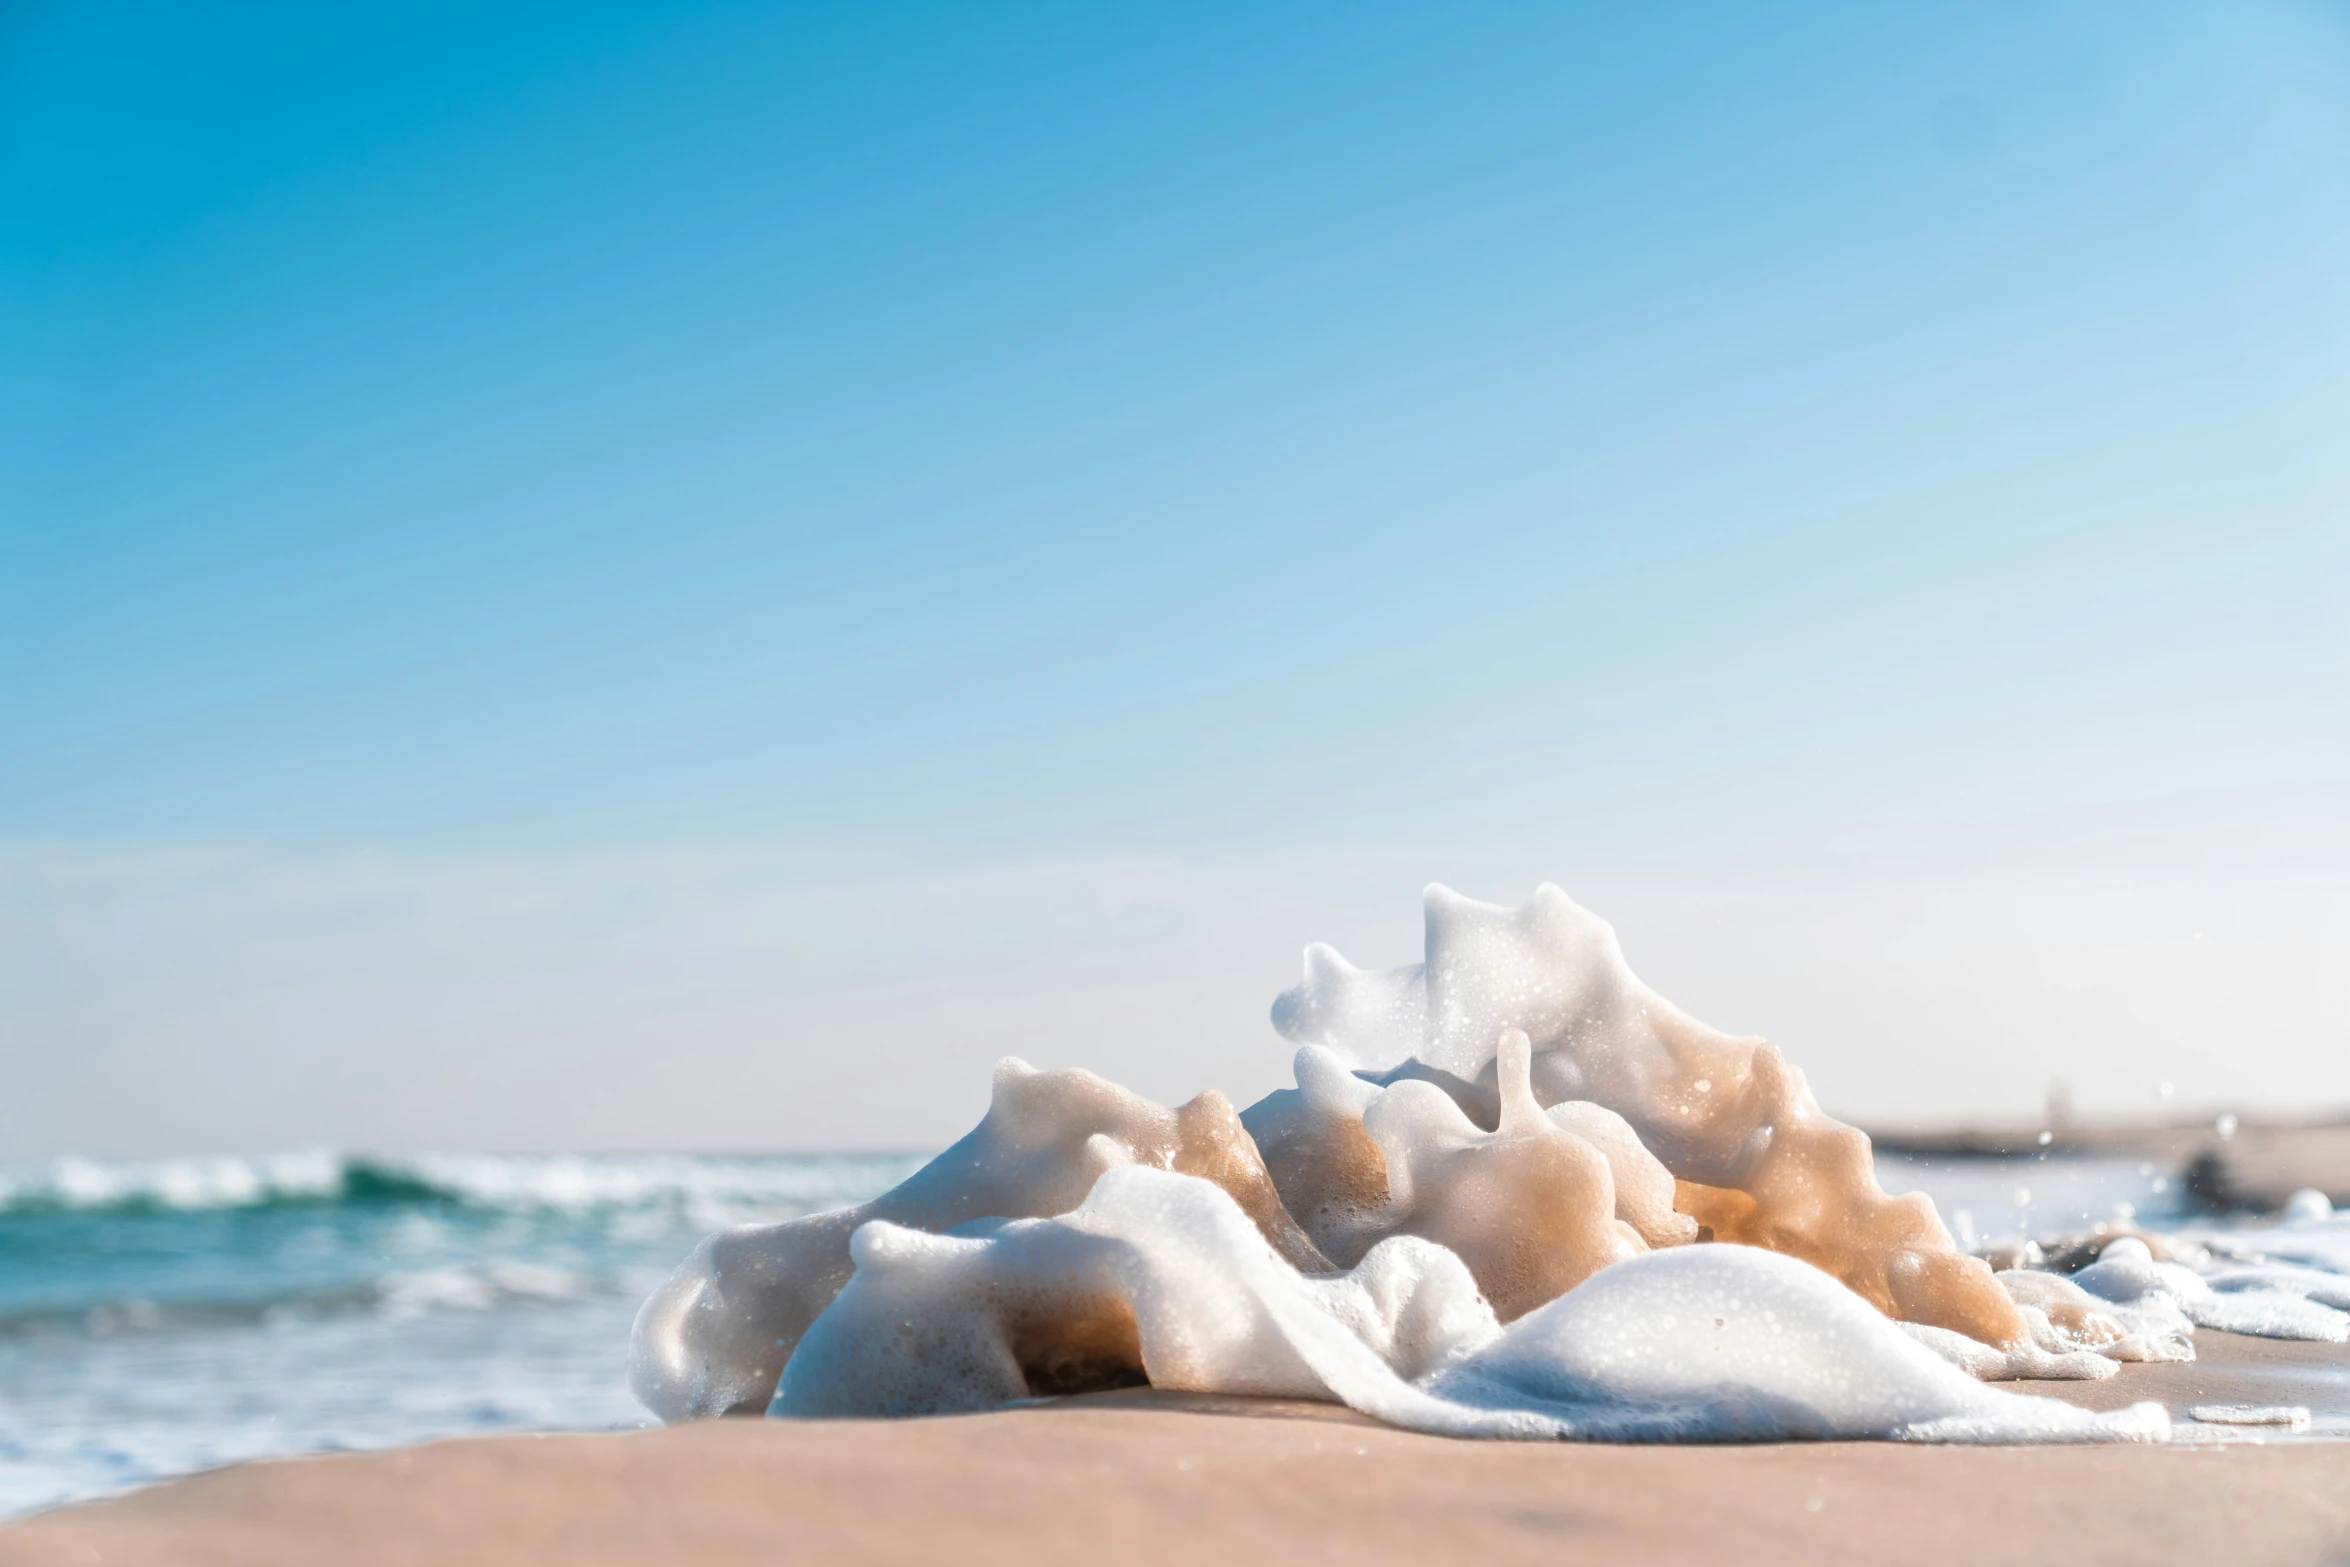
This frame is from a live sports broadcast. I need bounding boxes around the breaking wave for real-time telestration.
[0,1150,926,1350]
[0,1149,928,1221]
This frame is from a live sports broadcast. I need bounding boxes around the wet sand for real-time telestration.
[2039,1328,2350,1425]
[8,1335,2350,1567]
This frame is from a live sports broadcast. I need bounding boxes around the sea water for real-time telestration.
[0,1150,922,1518]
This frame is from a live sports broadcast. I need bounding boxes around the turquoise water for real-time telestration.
[0,1151,924,1517]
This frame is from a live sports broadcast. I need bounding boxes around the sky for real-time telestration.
[2,1,2346,1159]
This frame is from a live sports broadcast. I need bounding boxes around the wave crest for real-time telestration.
[0,1150,928,1220]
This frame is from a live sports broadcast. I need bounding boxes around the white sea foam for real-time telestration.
[1429,1244,2163,1444]
[2196,1214,2350,1278]
[0,1150,925,1233]
[2283,1189,2334,1224]
[2072,1249,2350,1344]
[633,882,2346,1446]
[2191,1403,2312,1430]
[779,1168,2164,1443]
[374,1263,593,1318]
[3,1152,345,1211]
[1246,886,2034,1345]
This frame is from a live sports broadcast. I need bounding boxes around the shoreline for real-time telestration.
[1862,1116,2350,1210]
[9,1335,2350,1566]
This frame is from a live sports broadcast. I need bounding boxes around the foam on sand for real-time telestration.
[779,1167,2162,1443]
[2071,1240,2350,1344]
[631,1065,1321,1419]
[631,883,2350,1444]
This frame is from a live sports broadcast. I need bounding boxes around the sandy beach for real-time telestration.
[8,1333,2347,1567]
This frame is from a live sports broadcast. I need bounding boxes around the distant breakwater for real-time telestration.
[1864,1116,2350,1211]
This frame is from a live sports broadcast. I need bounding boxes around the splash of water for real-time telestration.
[631,885,2345,1441]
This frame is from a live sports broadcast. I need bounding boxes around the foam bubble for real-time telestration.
[2283,1188,2334,1224]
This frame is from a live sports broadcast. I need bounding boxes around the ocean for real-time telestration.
[0,1150,925,1518]
[0,1143,2293,1518]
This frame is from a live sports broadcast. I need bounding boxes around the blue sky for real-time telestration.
[2,3,2346,1154]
